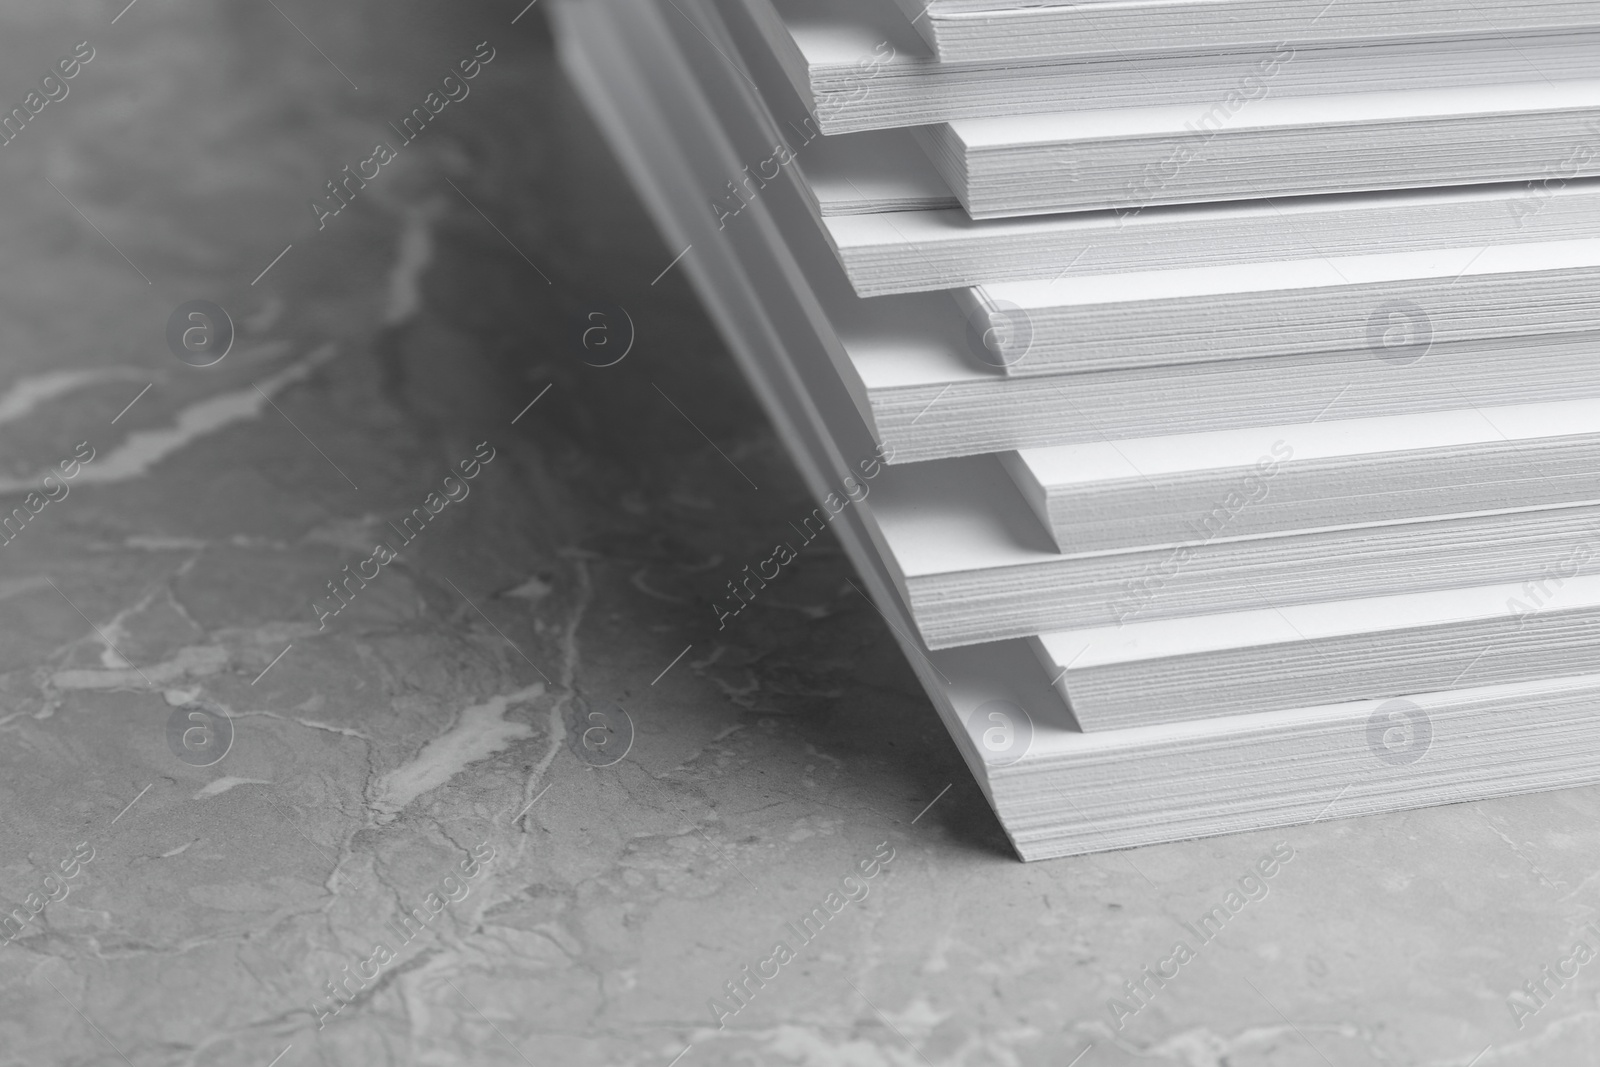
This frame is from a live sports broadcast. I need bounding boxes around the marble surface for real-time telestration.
[2,2,1599,1065]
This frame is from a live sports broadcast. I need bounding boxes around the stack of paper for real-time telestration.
[917,84,1600,217]
[554,0,1600,859]
[891,0,1600,63]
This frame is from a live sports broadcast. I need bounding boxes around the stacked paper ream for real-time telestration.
[890,0,1600,63]
[553,0,1600,859]
[915,83,1600,218]
[760,0,1600,133]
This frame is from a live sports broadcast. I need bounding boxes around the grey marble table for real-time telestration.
[0,2,1591,1064]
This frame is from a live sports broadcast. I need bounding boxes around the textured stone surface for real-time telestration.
[0,2,1594,1065]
